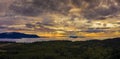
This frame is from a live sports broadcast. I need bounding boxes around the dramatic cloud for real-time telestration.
[9,0,70,16]
[0,0,15,16]
[8,0,120,20]
[0,0,120,38]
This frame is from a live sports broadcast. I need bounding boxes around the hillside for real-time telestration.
[0,32,40,39]
[0,38,120,59]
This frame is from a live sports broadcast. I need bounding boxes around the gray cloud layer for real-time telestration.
[6,0,120,20]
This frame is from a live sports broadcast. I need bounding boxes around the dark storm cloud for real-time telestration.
[9,0,120,19]
[25,23,55,32]
[84,28,107,33]
[9,0,40,16]
[0,0,15,16]
[0,3,5,11]
[10,0,71,16]
[79,0,120,19]
[0,26,6,29]
[75,0,120,19]
[0,3,8,16]
[83,6,119,19]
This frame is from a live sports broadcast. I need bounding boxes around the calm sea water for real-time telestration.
[0,37,115,43]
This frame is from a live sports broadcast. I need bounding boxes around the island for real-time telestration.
[0,32,40,39]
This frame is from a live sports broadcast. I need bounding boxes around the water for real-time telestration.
[0,36,115,43]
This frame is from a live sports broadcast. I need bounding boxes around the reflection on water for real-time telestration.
[0,36,116,43]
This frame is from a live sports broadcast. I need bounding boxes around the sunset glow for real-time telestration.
[0,0,120,39]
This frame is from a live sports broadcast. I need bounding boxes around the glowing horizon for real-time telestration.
[0,0,120,39]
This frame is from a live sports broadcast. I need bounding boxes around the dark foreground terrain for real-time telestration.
[0,38,120,59]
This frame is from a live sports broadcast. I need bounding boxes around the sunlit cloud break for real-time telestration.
[0,0,120,38]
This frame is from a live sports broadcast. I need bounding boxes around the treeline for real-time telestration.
[0,38,120,59]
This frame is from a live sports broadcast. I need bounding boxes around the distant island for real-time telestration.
[0,32,40,39]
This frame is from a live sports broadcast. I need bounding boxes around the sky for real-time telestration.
[0,0,120,38]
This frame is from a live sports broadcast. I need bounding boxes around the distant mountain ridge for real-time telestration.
[0,32,40,39]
